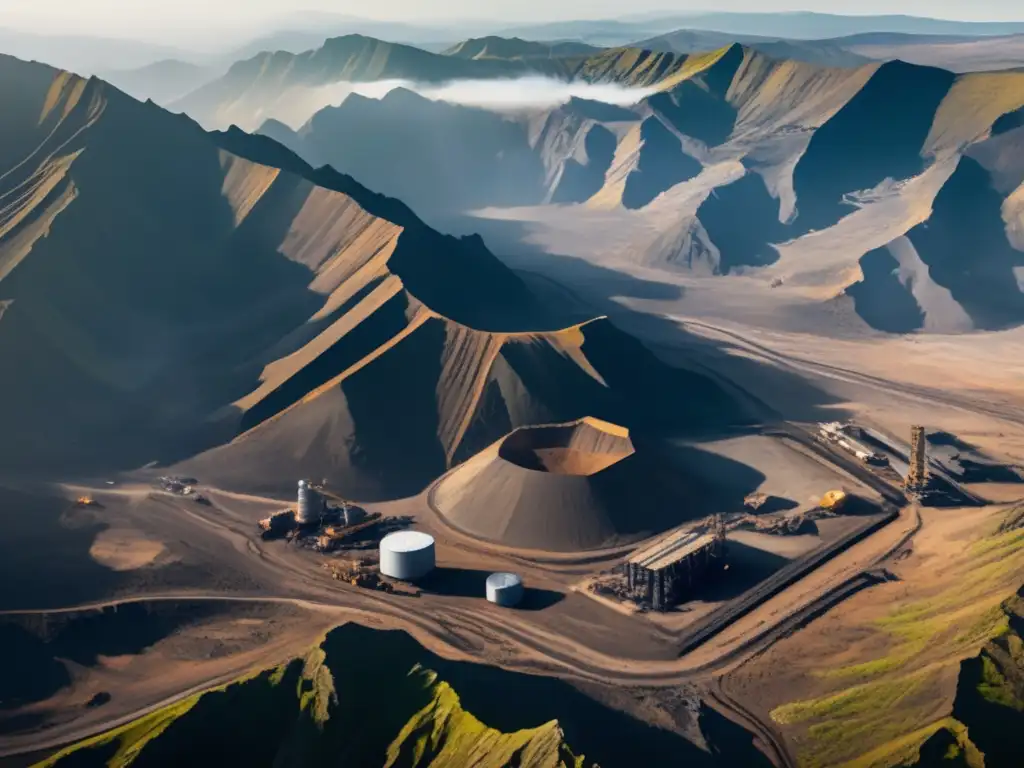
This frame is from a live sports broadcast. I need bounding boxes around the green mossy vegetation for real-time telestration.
[34,631,594,768]
[771,510,1024,767]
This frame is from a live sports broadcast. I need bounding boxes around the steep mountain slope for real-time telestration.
[269,88,545,213]
[172,36,731,131]
[259,89,634,216]
[254,44,743,218]
[35,623,769,768]
[268,41,1024,333]
[0,54,740,498]
[35,626,594,768]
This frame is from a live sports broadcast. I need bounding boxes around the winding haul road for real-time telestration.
[0,474,920,768]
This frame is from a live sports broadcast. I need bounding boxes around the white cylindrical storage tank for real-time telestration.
[486,572,524,607]
[379,531,435,581]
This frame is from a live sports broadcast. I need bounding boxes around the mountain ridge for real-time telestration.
[0,53,741,497]
[260,41,1024,334]
[171,37,741,130]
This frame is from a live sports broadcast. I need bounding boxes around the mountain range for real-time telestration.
[171,35,719,130]
[4,14,1024,768]
[0,52,736,492]
[245,40,1024,335]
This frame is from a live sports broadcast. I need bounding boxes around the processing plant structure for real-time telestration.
[379,530,436,581]
[258,480,382,547]
[623,517,728,611]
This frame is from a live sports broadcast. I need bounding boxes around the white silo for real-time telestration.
[486,572,524,607]
[379,531,435,581]
[296,480,322,525]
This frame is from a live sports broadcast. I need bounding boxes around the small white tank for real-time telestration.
[486,572,524,607]
[379,531,435,581]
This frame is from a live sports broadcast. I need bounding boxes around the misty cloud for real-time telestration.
[393,77,658,109]
[267,76,656,128]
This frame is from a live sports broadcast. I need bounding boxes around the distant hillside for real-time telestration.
[633,28,1024,72]
[504,12,1024,45]
[99,59,220,105]
[493,19,670,48]
[0,53,740,493]
[172,34,543,129]
[0,27,188,74]
[633,29,871,68]
[271,42,1024,334]
[842,33,1024,73]
[171,34,723,130]
[442,36,602,60]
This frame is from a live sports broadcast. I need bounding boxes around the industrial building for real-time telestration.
[486,573,524,607]
[624,522,727,611]
[379,531,435,581]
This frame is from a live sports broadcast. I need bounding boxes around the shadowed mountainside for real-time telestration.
[0,54,743,500]
[35,623,771,768]
[259,89,635,217]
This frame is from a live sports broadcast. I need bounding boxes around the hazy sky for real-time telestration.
[4,0,1023,37]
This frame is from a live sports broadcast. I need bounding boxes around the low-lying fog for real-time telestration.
[267,76,656,128]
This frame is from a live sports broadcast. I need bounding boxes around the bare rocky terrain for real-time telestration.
[2,25,1024,768]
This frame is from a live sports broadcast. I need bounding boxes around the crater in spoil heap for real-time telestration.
[431,417,703,552]
[497,420,634,476]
